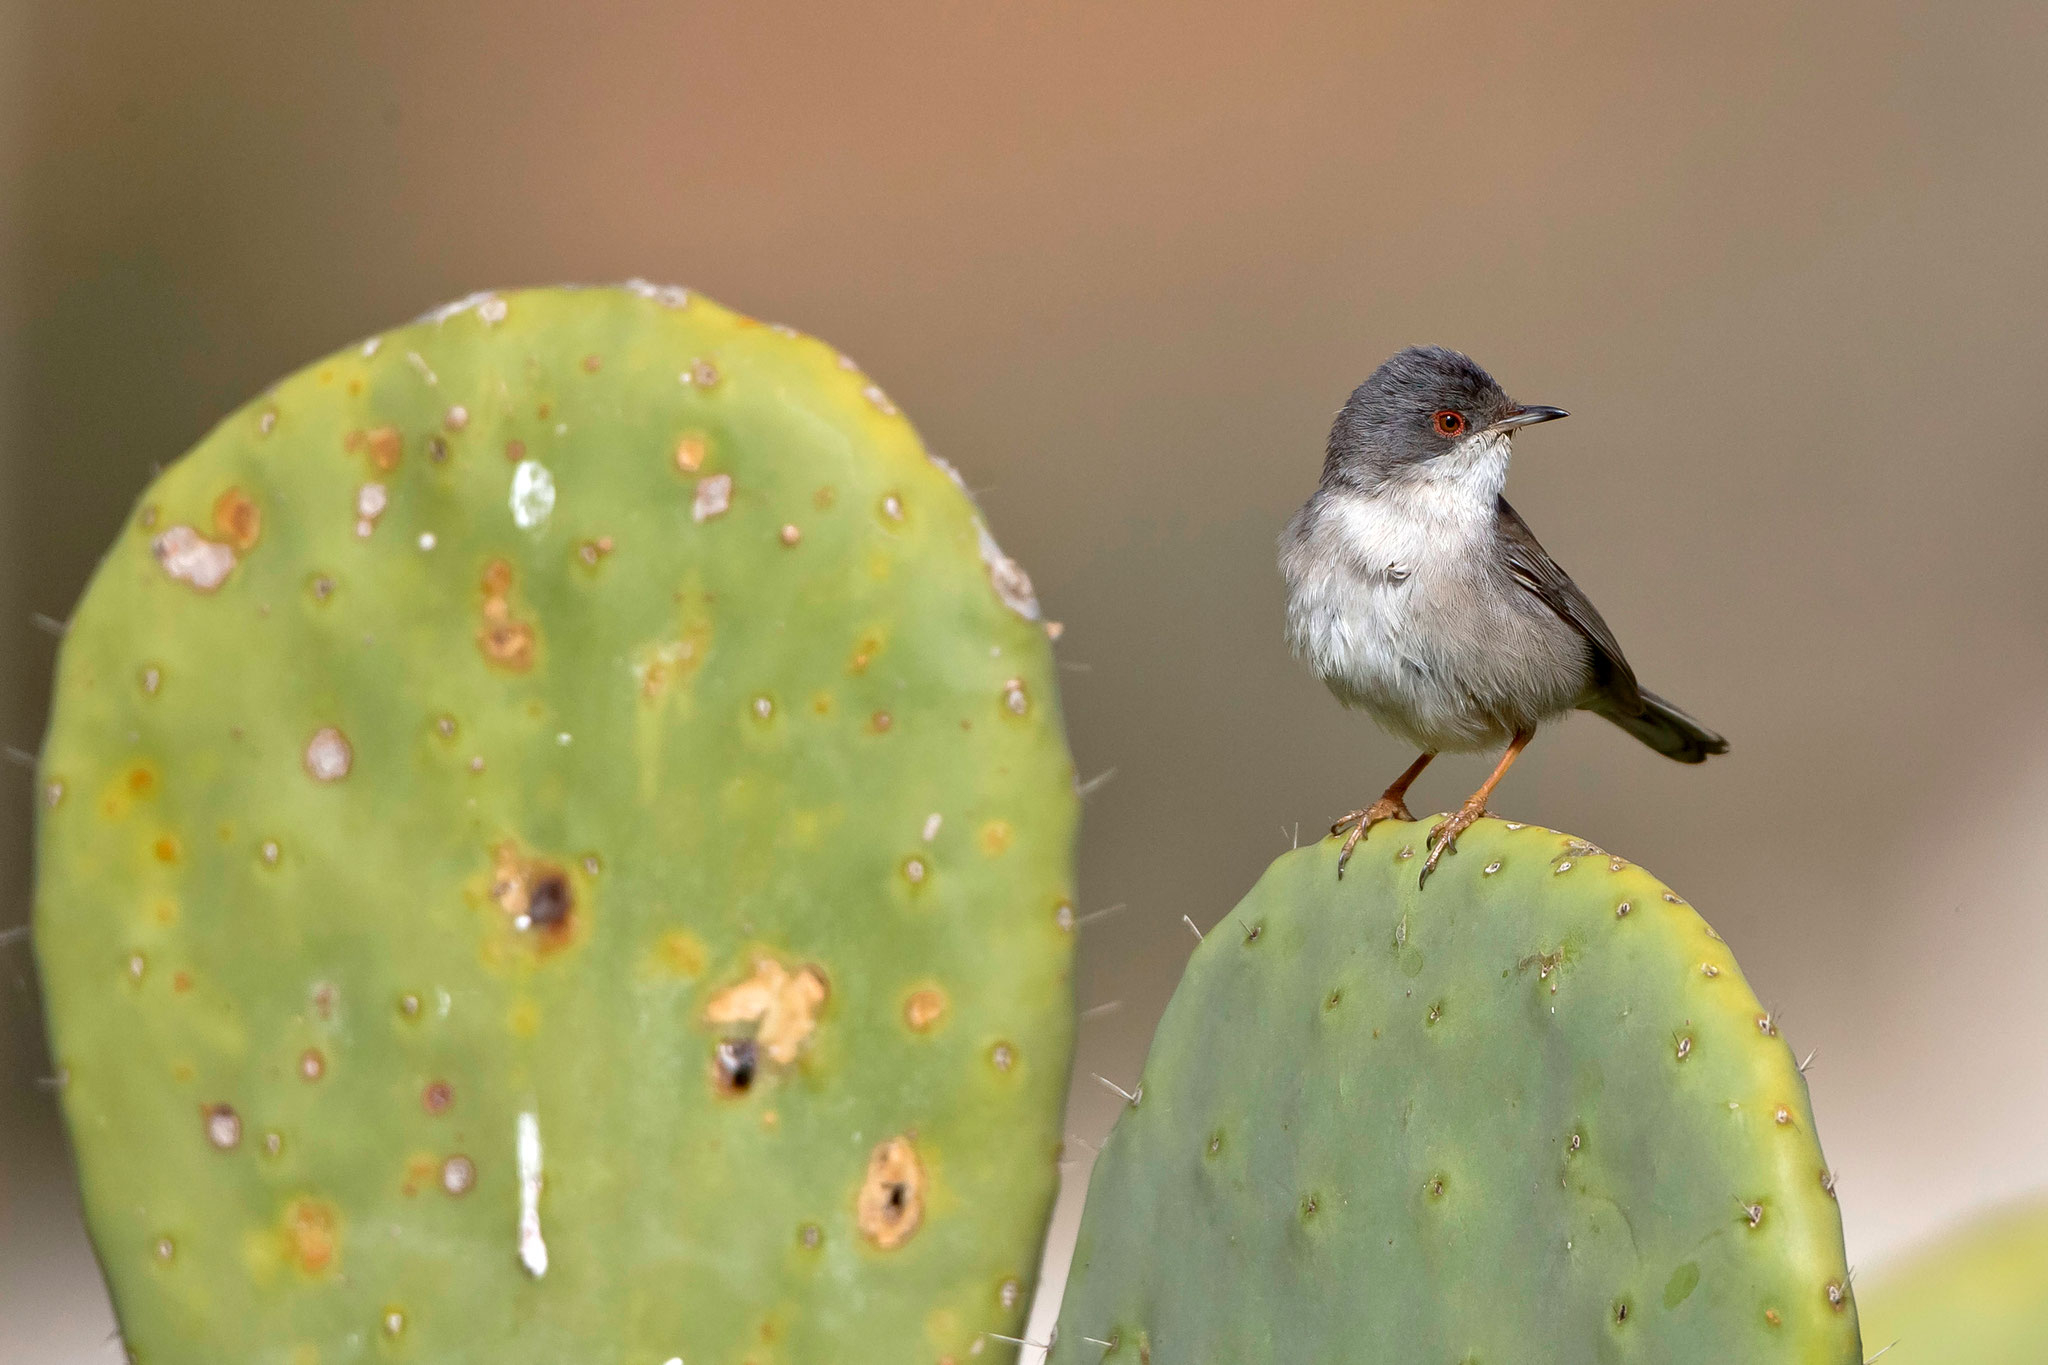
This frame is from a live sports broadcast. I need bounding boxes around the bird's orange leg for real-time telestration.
[1419,729,1533,887]
[1333,751,1436,879]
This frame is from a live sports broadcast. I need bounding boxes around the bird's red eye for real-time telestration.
[1432,410,1467,438]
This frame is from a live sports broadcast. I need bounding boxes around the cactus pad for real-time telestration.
[34,284,1078,1362]
[1052,818,1859,1364]
[1858,1195,2048,1364]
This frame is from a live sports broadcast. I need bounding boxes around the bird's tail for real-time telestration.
[1585,689,1729,764]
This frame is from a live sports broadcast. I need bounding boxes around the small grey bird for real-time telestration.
[1280,346,1727,883]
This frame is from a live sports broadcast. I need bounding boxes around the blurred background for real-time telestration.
[4,2,2046,1358]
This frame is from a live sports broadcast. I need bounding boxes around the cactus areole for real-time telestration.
[34,285,1079,1362]
[1052,819,1862,1364]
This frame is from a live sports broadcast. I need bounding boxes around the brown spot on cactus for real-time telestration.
[855,1137,925,1249]
[713,1037,758,1094]
[904,988,947,1032]
[153,836,179,863]
[299,1049,325,1081]
[211,487,261,550]
[362,424,403,471]
[477,559,536,672]
[421,1081,452,1115]
[979,820,1014,856]
[704,957,828,1065]
[674,432,707,473]
[152,525,237,592]
[490,844,577,944]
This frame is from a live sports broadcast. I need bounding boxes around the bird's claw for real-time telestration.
[1331,796,1417,879]
[1418,804,1489,887]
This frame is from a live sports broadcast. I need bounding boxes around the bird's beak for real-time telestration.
[1489,404,1569,433]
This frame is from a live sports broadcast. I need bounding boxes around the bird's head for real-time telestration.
[1321,346,1566,493]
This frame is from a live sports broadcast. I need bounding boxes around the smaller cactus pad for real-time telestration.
[35,284,1078,1363]
[1858,1195,2048,1364]
[1052,817,1860,1364]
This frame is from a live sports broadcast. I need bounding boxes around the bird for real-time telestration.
[1279,346,1726,884]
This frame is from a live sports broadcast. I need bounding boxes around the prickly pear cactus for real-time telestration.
[1052,818,1859,1364]
[34,284,1078,1363]
[1858,1195,2048,1364]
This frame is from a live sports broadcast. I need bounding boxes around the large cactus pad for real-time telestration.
[1858,1196,2048,1364]
[1052,818,1859,1363]
[35,285,1079,1363]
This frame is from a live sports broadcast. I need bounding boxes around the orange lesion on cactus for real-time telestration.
[211,487,262,550]
[978,820,1013,856]
[704,956,828,1066]
[848,630,885,675]
[343,424,403,472]
[477,559,537,672]
[855,1136,925,1250]
[98,764,157,821]
[400,1153,438,1197]
[903,988,948,1033]
[674,432,708,474]
[282,1198,340,1276]
[653,929,707,978]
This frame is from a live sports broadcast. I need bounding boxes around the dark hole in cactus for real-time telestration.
[885,1181,909,1215]
[527,873,571,928]
[715,1037,758,1093]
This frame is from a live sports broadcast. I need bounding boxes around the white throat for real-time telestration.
[1380,430,1511,529]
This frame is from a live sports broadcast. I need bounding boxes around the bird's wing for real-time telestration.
[1494,496,1644,712]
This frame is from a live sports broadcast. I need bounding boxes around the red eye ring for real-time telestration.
[1432,410,1467,438]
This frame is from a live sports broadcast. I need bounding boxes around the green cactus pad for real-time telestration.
[35,284,1078,1363]
[1858,1196,2048,1364]
[1051,818,1859,1364]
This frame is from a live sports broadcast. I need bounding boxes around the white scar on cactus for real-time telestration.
[517,1111,548,1277]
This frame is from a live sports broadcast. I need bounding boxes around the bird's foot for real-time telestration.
[1419,801,1490,887]
[1331,796,1417,879]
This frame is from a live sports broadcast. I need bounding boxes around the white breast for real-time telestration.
[1281,433,1575,752]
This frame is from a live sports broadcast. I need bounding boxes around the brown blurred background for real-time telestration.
[4,2,2047,1357]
